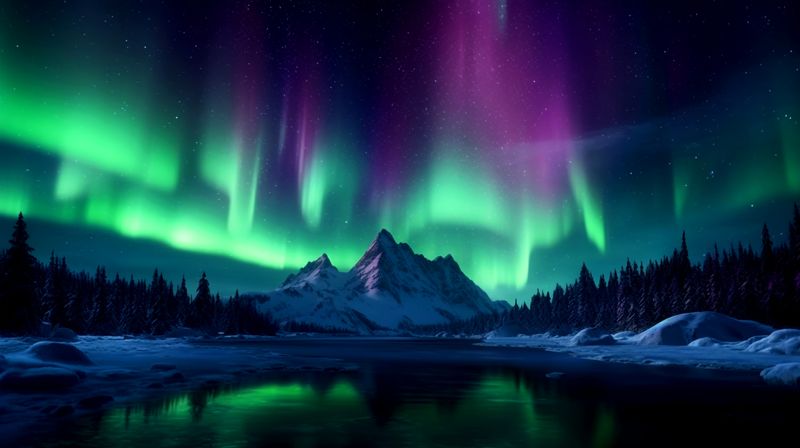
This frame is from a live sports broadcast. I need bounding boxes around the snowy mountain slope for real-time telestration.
[253,230,503,332]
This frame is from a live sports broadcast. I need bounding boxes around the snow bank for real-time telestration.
[760,363,800,386]
[745,329,800,355]
[0,367,82,390]
[487,323,529,338]
[482,312,800,377]
[569,328,616,346]
[24,342,93,366]
[636,312,772,346]
[688,337,723,348]
[613,331,637,340]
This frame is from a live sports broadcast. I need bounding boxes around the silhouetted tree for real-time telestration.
[575,264,598,328]
[0,213,39,334]
[175,276,191,326]
[90,267,114,334]
[493,207,800,334]
[43,253,69,329]
[190,272,214,332]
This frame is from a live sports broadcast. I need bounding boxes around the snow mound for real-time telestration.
[636,312,773,346]
[569,328,616,346]
[760,363,800,386]
[0,367,82,390]
[613,331,637,340]
[745,329,800,355]
[24,342,93,366]
[688,337,722,348]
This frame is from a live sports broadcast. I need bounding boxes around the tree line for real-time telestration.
[0,213,277,336]
[2,205,799,337]
[421,205,800,335]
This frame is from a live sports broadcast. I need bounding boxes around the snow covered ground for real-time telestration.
[482,312,800,386]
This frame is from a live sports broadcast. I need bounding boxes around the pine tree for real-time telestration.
[790,203,800,266]
[0,213,39,334]
[175,276,191,326]
[605,271,619,329]
[575,264,598,328]
[90,267,114,334]
[565,285,580,329]
[595,275,607,324]
[110,273,126,328]
[191,272,213,332]
[212,293,224,333]
[149,271,171,335]
[226,290,242,334]
[616,261,633,331]
[65,272,89,333]
[761,224,774,271]
[550,284,568,333]
[44,253,69,329]
[679,231,691,278]
[124,278,148,334]
[636,271,654,330]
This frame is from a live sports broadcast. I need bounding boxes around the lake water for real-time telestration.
[22,339,800,447]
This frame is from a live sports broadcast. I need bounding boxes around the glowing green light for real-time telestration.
[300,132,361,229]
[569,159,605,252]
[0,69,181,190]
[409,147,509,234]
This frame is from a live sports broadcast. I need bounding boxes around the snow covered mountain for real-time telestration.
[253,229,505,333]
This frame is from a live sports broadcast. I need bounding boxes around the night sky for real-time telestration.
[0,1,798,299]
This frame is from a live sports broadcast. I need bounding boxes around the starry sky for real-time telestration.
[0,0,798,299]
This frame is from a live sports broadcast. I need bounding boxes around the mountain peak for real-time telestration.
[316,253,333,269]
[262,231,502,332]
[359,229,401,259]
[434,254,458,267]
[281,252,338,288]
[375,228,397,246]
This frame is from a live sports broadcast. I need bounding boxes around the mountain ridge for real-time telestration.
[253,229,506,333]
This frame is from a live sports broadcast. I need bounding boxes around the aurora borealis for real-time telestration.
[0,1,798,298]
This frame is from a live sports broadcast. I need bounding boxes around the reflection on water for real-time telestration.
[45,368,616,448]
